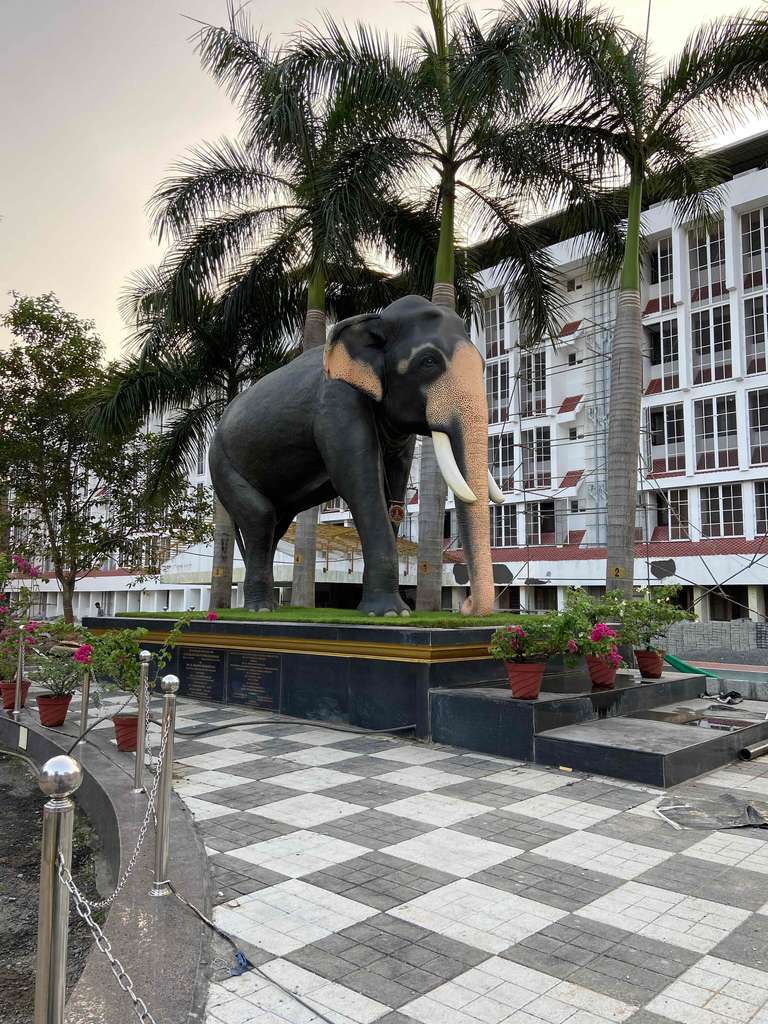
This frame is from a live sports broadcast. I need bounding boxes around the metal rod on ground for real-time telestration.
[133,650,152,793]
[150,674,178,897]
[34,755,82,1024]
[78,668,90,745]
[13,623,25,721]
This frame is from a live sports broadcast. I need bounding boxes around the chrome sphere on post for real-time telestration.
[38,755,83,800]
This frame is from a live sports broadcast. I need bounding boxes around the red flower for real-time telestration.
[207,611,218,621]
[72,644,93,665]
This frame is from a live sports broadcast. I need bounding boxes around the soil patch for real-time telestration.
[0,751,101,1023]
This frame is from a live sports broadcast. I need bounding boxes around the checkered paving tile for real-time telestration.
[164,700,768,1024]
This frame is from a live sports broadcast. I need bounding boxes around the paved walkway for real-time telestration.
[162,700,768,1024]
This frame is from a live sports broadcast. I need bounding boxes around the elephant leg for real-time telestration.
[383,438,416,538]
[320,429,408,618]
[211,454,277,609]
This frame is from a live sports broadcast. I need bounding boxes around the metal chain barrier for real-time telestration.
[56,857,158,1024]
[85,712,171,910]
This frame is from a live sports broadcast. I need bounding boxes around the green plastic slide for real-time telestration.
[663,652,720,678]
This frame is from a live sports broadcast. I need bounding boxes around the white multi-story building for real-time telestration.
[17,133,768,622]
[474,139,768,622]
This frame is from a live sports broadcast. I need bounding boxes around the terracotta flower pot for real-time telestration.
[505,661,546,700]
[585,655,616,690]
[635,649,665,679]
[113,713,139,752]
[37,693,73,727]
[1,680,31,711]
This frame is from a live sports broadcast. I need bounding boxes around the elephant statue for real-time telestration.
[209,295,503,616]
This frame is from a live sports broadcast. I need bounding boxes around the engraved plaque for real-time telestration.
[178,647,226,703]
[228,651,281,710]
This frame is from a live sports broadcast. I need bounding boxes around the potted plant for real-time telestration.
[33,643,92,727]
[489,615,569,699]
[613,587,694,678]
[580,623,624,689]
[0,621,39,710]
[87,615,191,750]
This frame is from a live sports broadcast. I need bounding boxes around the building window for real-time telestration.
[700,484,743,537]
[525,501,556,545]
[649,236,673,310]
[756,481,768,534]
[647,404,685,474]
[490,504,517,547]
[741,206,768,290]
[486,359,510,424]
[745,295,768,375]
[688,221,725,303]
[648,318,679,390]
[655,489,689,540]
[694,395,738,470]
[488,434,514,491]
[482,291,505,358]
[691,305,732,384]
[521,427,551,488]
[749,389,768,465]
[196,442,206,476]
[520,349,546,416]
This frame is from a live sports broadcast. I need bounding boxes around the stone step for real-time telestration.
[534,697,768,787]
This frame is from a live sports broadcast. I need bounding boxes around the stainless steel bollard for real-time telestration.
[133,651,152,793]
[78,668,90,745]
[150,674,178,897]
[34,755,82,1024]
[13,623,25,721]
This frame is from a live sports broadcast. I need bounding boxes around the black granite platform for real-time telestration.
[83,616,508,738]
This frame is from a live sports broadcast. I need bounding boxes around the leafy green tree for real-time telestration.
[538,3,768,593]
[90,278,297,609]
[0,294,211,623]
[282,0,610,609]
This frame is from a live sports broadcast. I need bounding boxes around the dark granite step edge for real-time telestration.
[0,710,211,1024]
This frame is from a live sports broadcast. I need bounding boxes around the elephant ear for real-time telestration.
[323,313,388,402]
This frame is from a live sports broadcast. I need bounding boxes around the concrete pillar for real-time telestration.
[693,586,710,622]
[748,585,766,622]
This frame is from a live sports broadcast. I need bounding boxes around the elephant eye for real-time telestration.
[419,354,440,369]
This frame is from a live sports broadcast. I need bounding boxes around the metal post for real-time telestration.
[34,755,82,1024]
[13,623,25,721]
[78,668,90,745]
[133,651,152,793]
[150,674,178,897]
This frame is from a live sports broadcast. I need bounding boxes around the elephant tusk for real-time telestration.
[432,431,477,504]
[488,471,504,505]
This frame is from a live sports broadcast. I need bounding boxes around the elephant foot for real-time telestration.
[358,592,410,617]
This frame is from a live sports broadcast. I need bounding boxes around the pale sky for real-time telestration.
[2,0,767,355]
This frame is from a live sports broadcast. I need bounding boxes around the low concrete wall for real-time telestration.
[665,620,768,665]
[0,708,211,1024]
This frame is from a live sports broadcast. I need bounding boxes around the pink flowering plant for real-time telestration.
[579,623,624,669]
[489,615,574,664]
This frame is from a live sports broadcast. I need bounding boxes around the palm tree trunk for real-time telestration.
[605,174,643,596]
[209,495,236,609]
[416,170,455,611]
[291,267,326,608]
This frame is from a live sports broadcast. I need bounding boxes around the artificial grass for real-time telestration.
[115,607,524,629]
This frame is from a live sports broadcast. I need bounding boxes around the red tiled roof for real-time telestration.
[559,469,584,489]
[651,526,669,541]
[559,320,582,338]
[643,298,660,316]
[558,394,582,414]
[567,530,586,546]
[644,378,663,396]
[477,536,768,564]
[409,490,419,505]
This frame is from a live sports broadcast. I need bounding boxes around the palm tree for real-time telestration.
[534,2,768,594]
[146,6,423,608]
[282,0,616,610]
[90,278,297,609]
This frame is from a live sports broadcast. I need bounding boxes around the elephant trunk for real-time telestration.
[426,343,495,616]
